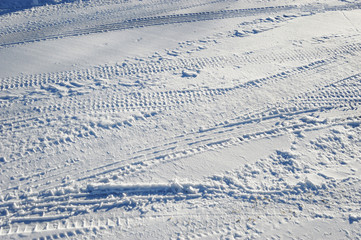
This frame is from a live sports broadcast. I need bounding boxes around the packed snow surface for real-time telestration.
[0,0,361,239]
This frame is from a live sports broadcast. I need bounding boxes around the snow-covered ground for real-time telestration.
[1,0,361,239]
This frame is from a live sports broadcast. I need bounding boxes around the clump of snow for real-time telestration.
[181,69,199,78]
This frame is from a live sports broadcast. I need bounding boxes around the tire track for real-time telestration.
[1,119,359,237]
[0,58,336,162]
[80,113,361,186]
[60,70,361,186]
[2,1,361,239]
[0,160,358,237]
[0,49,353,135]
[4,107,360,202]
[1,47,342,129]
[1,41,361,92]
[0,0,230,41]
[2,1,361,48]
[1,56,359,193]
[0,5,298,47]
[1,40,361,198]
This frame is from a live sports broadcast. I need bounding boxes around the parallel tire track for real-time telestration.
[3,91,361,199]
[2,2,361,239]
[0,5,298,47]
[0,58,339,161]
[47,71,361,183]
[1,41,361,92]
[2,2,361,47]
[1,46,358,134]
[1,56,360,193]
[0,0,235,41]
[0,156,358,237]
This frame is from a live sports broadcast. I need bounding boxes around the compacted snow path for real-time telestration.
[0,0,361,239]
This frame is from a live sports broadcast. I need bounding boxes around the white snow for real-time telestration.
[0,0,361,239]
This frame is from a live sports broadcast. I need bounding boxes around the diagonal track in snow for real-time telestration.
[0,5,298,47]
[2,50,361,196]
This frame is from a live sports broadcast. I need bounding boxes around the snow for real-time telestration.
[1,0,361,239]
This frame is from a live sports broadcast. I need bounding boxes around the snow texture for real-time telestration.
[0,0,361,239]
